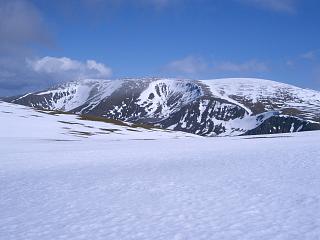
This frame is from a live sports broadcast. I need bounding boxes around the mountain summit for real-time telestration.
[5,78,320,136]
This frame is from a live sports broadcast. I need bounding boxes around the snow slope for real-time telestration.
[1,101,320,240]
[0,101,196,140]
[138,79,203,118]
[17,79,124,112]
[202,78,320,119]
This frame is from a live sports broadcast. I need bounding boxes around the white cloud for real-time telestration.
[28,56,112,80]
[238,0,297,13]
[213,60,269,73]
[30,57,81,73]
[164,56,208,74]
[86,60,112,76]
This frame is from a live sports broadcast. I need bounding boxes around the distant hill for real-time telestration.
[4,78,320,136]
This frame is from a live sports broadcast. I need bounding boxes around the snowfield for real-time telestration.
[1,101,320,240]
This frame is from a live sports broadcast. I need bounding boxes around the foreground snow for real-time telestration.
[0,101,196,140]
[1,102,320,239]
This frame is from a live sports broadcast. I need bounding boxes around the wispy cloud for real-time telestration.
[314,65,320,84]
[238,0,297,13]
[300,51,320,86]
[140,0,174,8]
[286,49,320,67]
[164,56,208,74]
[213,60,269,73]
[81,0,181,10]
[301,49,320,61]
[164,56,269,76]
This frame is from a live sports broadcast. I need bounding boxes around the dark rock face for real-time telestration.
[157,97,247,136]
[4,78,320,136]
[12,93,61,110]
[244,116,320,135]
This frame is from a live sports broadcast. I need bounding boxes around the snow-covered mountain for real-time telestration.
[5,78,320,136]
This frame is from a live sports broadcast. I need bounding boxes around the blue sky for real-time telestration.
[0,0,320,95]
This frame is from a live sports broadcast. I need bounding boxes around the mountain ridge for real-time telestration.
[4,77,320,136]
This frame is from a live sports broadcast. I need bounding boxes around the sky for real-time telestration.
[0,0,320,96]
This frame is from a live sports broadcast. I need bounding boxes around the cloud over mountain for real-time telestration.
[28,56,112,80]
